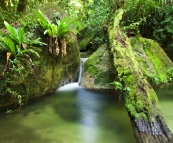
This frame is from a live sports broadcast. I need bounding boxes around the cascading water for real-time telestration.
[78,58,88,85]
[58,58,88,91]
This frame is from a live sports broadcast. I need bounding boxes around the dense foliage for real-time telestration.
[1,0,173,51]
[147,4,173,49]
[0,0,72,28]
[119,0,173,51]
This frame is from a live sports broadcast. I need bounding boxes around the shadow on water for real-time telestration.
[0,114,61,143]
[0,85,136,143]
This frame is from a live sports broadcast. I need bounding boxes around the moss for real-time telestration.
[130,37,173,87]
[81,44,117,89]
[108,9,164,121]
[85,59,98,76]
[94,71,115,85]
[79,30,96,51]
[0,3,80,110]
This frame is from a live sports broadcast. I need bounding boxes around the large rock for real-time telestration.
[81,44,117,89]
[130,37,173,87]
[0,3,80,110]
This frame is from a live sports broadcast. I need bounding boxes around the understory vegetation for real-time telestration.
[0,6,79,111]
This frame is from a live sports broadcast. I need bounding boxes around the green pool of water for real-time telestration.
[0,85,136,143]
[156,88,173,133]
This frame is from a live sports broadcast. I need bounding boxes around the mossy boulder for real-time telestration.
[130,37,173,87]
[0,3,80,110]
[81,44,117,89]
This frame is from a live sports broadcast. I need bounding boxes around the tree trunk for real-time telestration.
[0,0,6,9]
[108,9,173,143]
[17,0,28,13]
[131,116,173,143]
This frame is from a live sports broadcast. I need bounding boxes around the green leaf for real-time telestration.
[4,21,24,45]
[34,10,50,30]
[22,49,40,57]
[4,21,19,43]
[30,38,47,46]
[56,17,79,38]
[18,28,24,45]
[0,37,16,56]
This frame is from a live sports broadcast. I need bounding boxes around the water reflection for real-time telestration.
[0,84,136,143]
[156,88,173,132]
[76,89,100,143]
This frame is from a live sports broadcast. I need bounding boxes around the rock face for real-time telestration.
[0,3,80,110]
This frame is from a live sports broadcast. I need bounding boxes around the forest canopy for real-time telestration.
[1,0,173,51]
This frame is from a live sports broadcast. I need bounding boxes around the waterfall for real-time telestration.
[58,58,88,91]
[78,58,88,85]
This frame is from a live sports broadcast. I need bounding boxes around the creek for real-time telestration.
[0,83,172,143]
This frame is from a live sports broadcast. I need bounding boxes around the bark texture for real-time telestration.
[132,116,173,143]
[108,9,173,143]
[0,0,6,9]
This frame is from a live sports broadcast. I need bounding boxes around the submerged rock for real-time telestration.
[0,3,80,110]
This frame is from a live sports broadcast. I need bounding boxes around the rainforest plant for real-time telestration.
[0,21,42,78]
[0,21,45,75]
[0,21,45,107]
[1,21,44,57]
[34,9,79,57]
[4,21,24,46]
